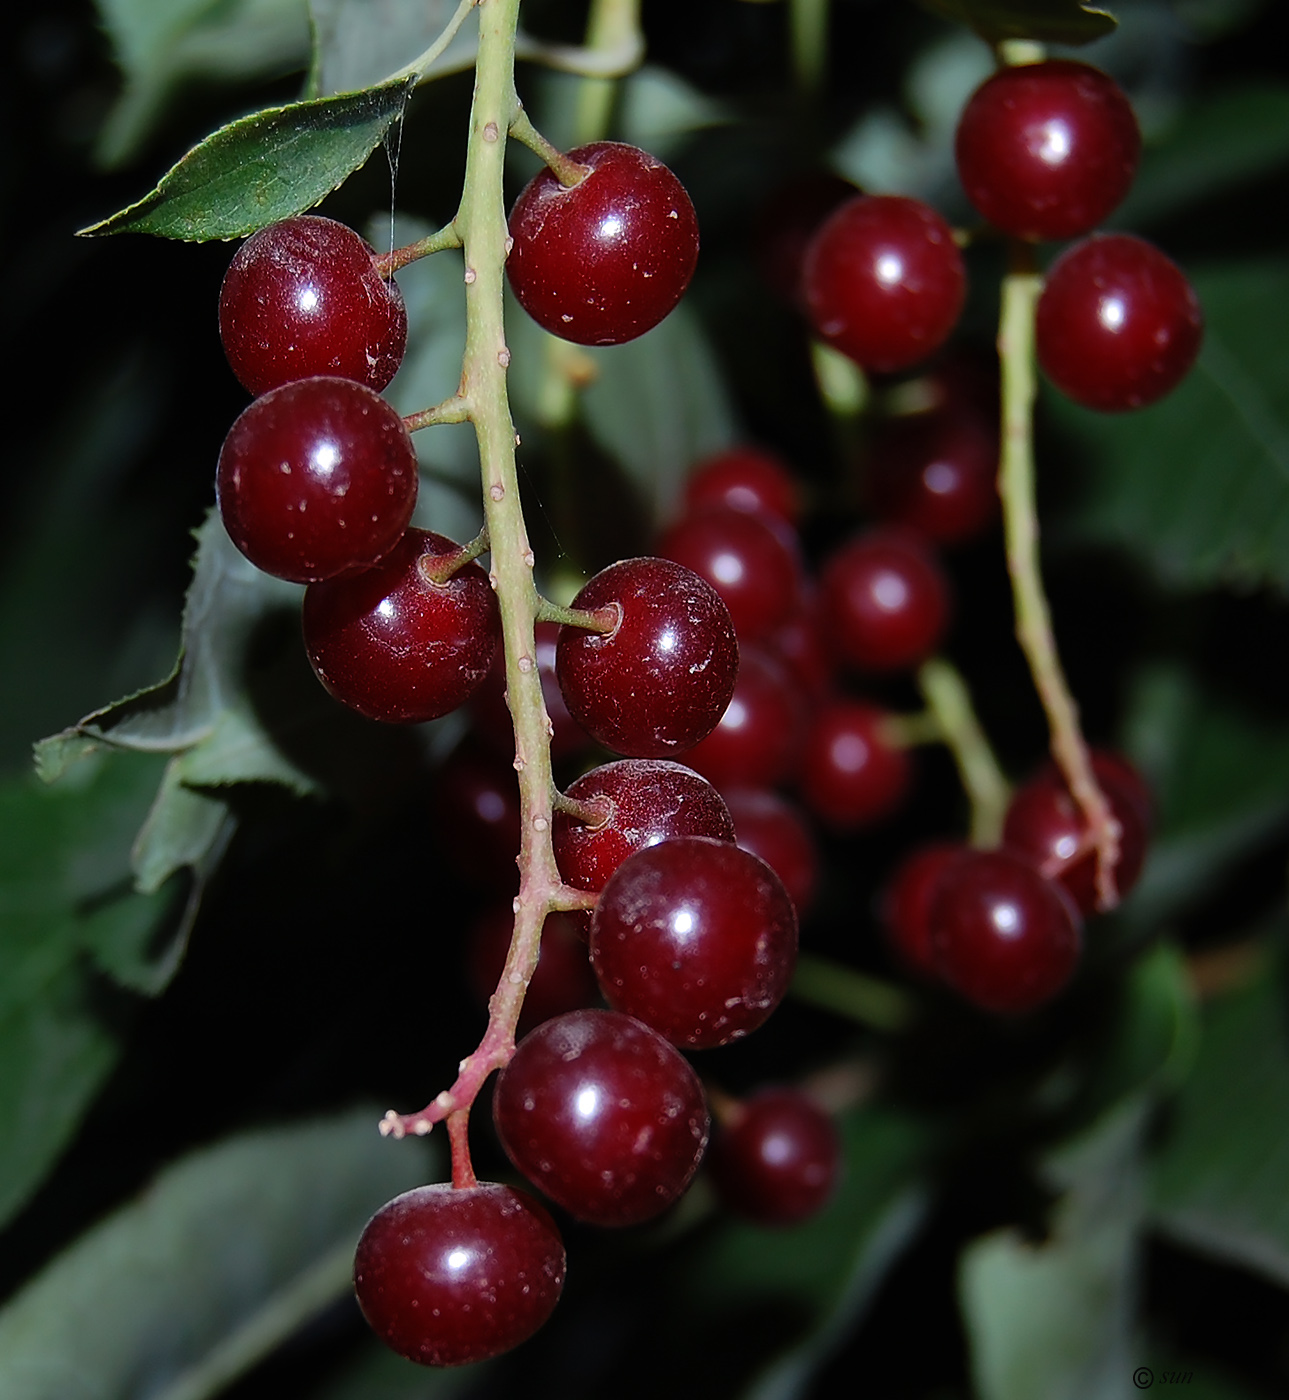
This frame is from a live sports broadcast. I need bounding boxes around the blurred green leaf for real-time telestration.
[0,1111,435,1400]
[1061,261,1289,594]
[308,0,478,97]
[960,1100,1148,1400]
[93,0,311,167]
[82,78,416,241]
[915,0,1117,45]
[1150,947,1289,1289]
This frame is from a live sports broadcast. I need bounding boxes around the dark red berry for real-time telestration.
[553,758,736,931]
[866,409,999,545]
[657,506,804,644]
[799,699,911,831]
[818,529,950,673]
[1002,750,1151,915]
[879,841,967,979]
[955,60,1140,242]
[930,848,1082,1014]
[492,1009,710,1226]
[467,907,598,1035]
[803,195,966,373]
[682,446,802,527]
[682,646,808,791]
[707,1088,842,1225]
[506,142,699,346]
[590,836,798,1049]
[216,376,418,583]
[219,217,407,396]
[429,741,522,887]
[555,557,739,758]
[302,530,500,724]
[753,170,859,308]
[767,599,834,701]
[724,787,820,918]
[1036,234,1203,411]
[353,1182,565,1367]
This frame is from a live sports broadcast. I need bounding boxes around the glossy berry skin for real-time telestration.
[866,409,999,546]
[682,646,808,791]
[1002,750,1151,915]
[955,60,1140,242]
[467,907,597,1035]
[799,700,911,831]
[492,1009,710,1227]
[553,759,736,930]
[931,849,1082,1014]
[707,1088,842,1226]
[879,841,967,979]
[1036,234,1203,412]
[803,195,966,373]
[819,529,951,673]
[682,447,802,527]
[353,1182,565,1367]
[658,506,804,644]
[507,142,699,346]
[724,787,820,919]
[590,836,798,1049]
[217,376,418,583]
[220,216,407,395]
[555,557,739,758]
[302,530,500,724]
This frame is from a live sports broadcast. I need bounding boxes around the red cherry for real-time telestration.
[1036,234,1203,412]
[803,195,966,373]
[506,142,699,346]
[353,1182,565,1366]
[492,1009,710,1226]
[879,841,967,979]
[302,530,500,724]
[682,446,802,527]
[753,170,860,308]
[219,215,407,396]
[724,787,820,918]
[798,699,911,831]
[216,376,418,584]
[428,740,523,887]
[955,60,1140,243]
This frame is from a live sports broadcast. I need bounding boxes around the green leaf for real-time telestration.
[915,0,1117,46]
[1150,945,1289,1289]
[1060,261,1289,594]
[0,1111,435,1400]
[309,0,478,98]
[960,1100,1148,1400]
[1115,84,1289,230]
[81,78,416,241]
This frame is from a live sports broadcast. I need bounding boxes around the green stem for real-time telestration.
[916,657,1011,847]
[789,0,829,95]
[375,222,464,277]
[790,953,914,1033]
[509,108,590,185]
[571,0,641,144]
[997,244,1120,907]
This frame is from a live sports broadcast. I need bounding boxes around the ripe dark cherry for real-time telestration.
[216,376,418,583]
[219,216,407,396]
[553,758,736,931]
[302,530,500,724]
[1036,234,1204,412]
[555,557,738,758]
[469,622,589,765]
[879,841,967,979]
[819,529,951,673]
[707,1088,842,1226]
[799,699,911,831]
[955,60,1140,242]
[768,598,834,701]
[866,408,1000,546]
[353,1182,564,1367]
[428,740,522,887]
[506,141,699,346]
[467,907,597,1035]
[753,169,859,308]
[724,787,820,918]
[1002,750,1151,915]
[682,447,802,527]
[803,195,966,373]
[590,836,798,1049]
[492,1009,710,1227]
[682,646,808,791]
[657,506,804,644]
[930,849,1082,1014]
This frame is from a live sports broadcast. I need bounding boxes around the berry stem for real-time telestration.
[789,0,829,94]
[997,241,1121,907]
[790,952,914,1033]
[417,526,490,584]
[536,599,619,632]
[572,0,642,144]
[508,109,591,187]
[916,656,1011,847]
[374,223,465,278]
[402,395,472,432]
